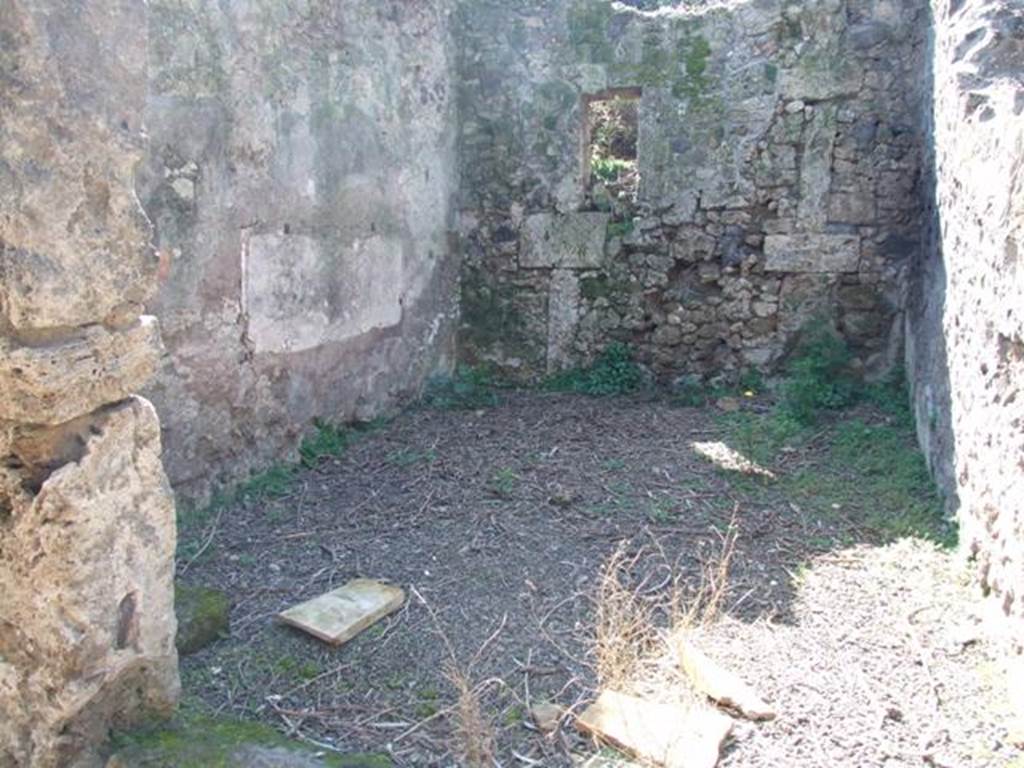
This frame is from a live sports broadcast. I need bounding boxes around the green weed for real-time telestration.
[591,156,633,183]
[720,409,808,466]
[647,498,675,524]
[607,219,635,239]
[423,365,502,410]
[489,467,519,498]
[670,374,707,407]
[238,465,295,501]
[738,367,765,394]
[720,407,953,547]
[299,420,349,468]
[779,326,858,424]
[275,656,320,681]
[502,704,525,727]
[386,448,437,467]
[545,343,643,396]
[828,419,953,544]
[109,702,389,767]
[176,417,357,560]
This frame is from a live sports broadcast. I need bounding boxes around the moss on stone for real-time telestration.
[568,1,615,64]
[580,272,631,302]
[672,33,712,102]
[683,36,711,79]
[633,30,672,86]
[175,584,230,656]
[110,708,390,767]
[538,80,577,110]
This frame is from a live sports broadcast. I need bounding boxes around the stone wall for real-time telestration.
[456,0,928,381]
[139,0,459,500]
[0,1,179,765]
[907,0,1024,643]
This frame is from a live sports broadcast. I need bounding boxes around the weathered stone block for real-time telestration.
[243,233,403,354]
[829,188,876,224]
[546,270,582,373]
[0,0,156,330]
[520,213,610,269]
[797,106,838,230]
[0,318,161,425]
[0,398,179,768]
[764,235,861,273]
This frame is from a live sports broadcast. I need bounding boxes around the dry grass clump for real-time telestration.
[594,545,659,691]
[592,523,738,702]
[669,523,737,632]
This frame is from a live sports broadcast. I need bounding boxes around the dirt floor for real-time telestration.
[176,391,1020,767]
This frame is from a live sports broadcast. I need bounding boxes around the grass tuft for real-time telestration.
[299,419,349,468]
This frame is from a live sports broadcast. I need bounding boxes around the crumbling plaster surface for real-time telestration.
[456,0,928,381]
[138,0,460,500]
[908,0,1024,646]
[0,1,179,765]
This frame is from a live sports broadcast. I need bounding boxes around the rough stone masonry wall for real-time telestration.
[907,0,1024,645]
[139,0,459,500]
[0,2,179,766]
[456,0,928,381]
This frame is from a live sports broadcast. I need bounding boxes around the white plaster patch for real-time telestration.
[243,232,402,354]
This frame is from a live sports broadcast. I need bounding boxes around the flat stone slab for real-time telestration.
[763,234,861,273]
[577,689,732,768]
[675,637,776,721]
[277,579,405,646]
[520,212,610,269]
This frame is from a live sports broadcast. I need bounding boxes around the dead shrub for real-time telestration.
[411,586,501,767]
[593,544,659,692]
[444,661,496,768]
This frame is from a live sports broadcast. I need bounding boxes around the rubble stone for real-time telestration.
[0,399,179,768]
[0,319,161,425]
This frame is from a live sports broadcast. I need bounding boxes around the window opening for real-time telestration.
[584,89,641,211]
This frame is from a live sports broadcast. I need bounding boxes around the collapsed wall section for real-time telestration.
[139,0,460,500]
[0,2,179,765]
[456,0,928,380]
[908,0,1024,643]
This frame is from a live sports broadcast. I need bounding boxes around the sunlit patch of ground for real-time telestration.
[691,441,777,479]
[712,539,1018,767]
